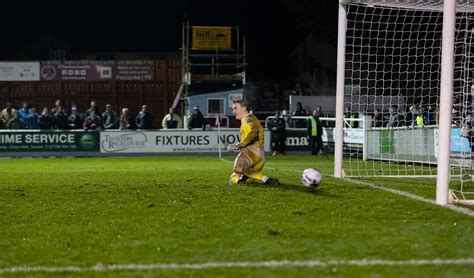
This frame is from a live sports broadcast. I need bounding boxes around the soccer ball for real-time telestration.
[301,168,323,187]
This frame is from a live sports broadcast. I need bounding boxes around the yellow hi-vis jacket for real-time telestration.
[308,116,318,136]
[416,115,425,128]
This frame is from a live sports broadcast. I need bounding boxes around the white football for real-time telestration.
[301,168,323,187]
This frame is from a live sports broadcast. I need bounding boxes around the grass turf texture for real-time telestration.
[0,155,473,277]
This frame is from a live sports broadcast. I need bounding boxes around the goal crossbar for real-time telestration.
[349,0,474,12]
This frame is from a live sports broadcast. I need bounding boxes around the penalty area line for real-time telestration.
[1,258,474,273]
[345,178,474,218]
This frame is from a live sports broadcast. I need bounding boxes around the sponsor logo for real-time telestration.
[101,132,147,153]
[155,135,210,146]
[79,133,98,150]
[286,136,309,146]
[40,65,57,80]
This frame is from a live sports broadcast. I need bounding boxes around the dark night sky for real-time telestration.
[2,1,337,79]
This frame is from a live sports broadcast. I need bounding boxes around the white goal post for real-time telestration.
[335,0,474,205]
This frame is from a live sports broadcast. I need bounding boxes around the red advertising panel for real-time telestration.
[116,61,154,80]
[40,61,154,81]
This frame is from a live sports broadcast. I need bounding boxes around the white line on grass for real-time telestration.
[220,158,474,217]
[1,258,474,274]
[346,178,474,217]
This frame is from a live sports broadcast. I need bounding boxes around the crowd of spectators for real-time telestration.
[0,100,216,132]
[1,99,455,132]
[370,104,438,128]
[0,100,158,131]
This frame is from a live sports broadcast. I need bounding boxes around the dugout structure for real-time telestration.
[334,0,474,205]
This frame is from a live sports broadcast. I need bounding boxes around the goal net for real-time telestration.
[340,0,474,202]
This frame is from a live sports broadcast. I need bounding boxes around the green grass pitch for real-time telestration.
[0,155,473,277]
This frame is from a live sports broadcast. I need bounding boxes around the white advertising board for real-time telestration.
[100,130,271,154]
[0,62,40,81]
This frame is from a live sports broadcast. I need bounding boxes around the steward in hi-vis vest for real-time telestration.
[307,109,323,156]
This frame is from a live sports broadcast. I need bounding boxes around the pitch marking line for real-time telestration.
[1,258,474,273]
[220,158,474,217]
[345,178,474,217]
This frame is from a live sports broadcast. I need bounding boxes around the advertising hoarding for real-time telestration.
[192,26,232,50]
[0,62,40,81]
[0,131,99,152]
[39,61,154,81]
[100,130,271,153]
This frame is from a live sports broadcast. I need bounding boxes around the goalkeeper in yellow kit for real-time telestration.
[228,99,279,185]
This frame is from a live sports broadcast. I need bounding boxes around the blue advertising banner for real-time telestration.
[450,128,471,153]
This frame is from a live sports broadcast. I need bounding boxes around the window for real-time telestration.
[208,98,225,114]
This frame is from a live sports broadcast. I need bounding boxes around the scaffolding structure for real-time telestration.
[181,22,246,92]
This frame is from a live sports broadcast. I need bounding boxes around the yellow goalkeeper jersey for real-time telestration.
[240,114,264,148]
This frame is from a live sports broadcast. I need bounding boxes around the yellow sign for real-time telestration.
[192,26,232,50]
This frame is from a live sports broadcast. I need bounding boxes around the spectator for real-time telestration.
[315,106,324,116]
[461,113,474,152]
[315,105,329,127]
[119,108,132,130]
[372,108,384,127]
[307,109,323,155]
[161,107,182,129]
[85,100,101,118]
[406,105,417,127]
[0,102,16,129]
[416,106,425,128]
[18,102,31,122]
[67,106,83,129]
[424,105,435,125]
[83,111,102,130]
[281,110,292,129]
[7,110,25,129]
[435,105,440,125]
[452,96,462,125]
[268,110,286,156]
[52,106,68,130]
[51,99,62,114]
[387,105,401,128]
[344,106,358,128]
[102,104,117,129]
[188,106,205,130]
[38,107,53,130]
[292,82,305,96]
[292,102,308,128]
[25,108,39,129]
[136,105,154,129]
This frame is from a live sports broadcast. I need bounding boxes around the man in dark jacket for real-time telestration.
[136,105,153,130]
[38,107,53,130]
[292,101,308,128]
[102,104,117,129]
[85,100,101,118]
[188,106,206,130]
[268,110,286,155]
[52,106,68,130]
[67,106,83,129]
